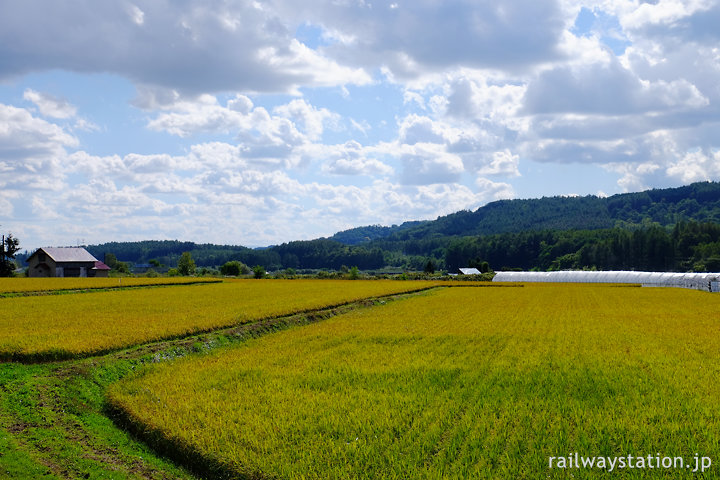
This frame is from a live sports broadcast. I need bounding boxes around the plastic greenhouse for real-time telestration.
[492,271,720,292]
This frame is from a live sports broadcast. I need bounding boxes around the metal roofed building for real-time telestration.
[492,270,720,292]
[26,247,110,278]
[459,267,482,275]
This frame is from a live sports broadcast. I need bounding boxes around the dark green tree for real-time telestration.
[348,266,360,280]
[113,261,131,274]
[178,251,196,276]
[220,260,249,276]
[423,259,435,274]
[253,265,266,279]
[0,231,20,277]
[104,253,118,269]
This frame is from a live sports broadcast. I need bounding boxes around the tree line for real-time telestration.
[7,182,720,275]
[440,221,720,272]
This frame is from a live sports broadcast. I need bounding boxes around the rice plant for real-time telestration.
[109,285,720,479]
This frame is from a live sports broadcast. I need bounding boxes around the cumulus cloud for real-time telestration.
[475,177,515,201]
[23,89,77,119]
[477,150,521,177]
[444,75,525,121]
[523,57,707,116]
[666,149,720,184]
[272,99,339,141]
[282,0,566,78]
[399,143,465,185]
[317,141,394,176]
[5,0,720,249]
[147,95,330,156]
[0,0,371,94]
[0,104,78,191]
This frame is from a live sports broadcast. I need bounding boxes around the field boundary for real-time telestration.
[1,284,444,364]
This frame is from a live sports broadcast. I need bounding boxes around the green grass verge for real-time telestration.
[0,360,196,479]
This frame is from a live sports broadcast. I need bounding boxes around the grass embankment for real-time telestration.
[0,279,440,361]
[109,285,720,479]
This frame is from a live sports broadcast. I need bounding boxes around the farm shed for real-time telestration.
[27,247,110,278]
[492,270,720,292]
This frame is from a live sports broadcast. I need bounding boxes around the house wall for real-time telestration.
[53,262,96,278]
[89,268,109,278]
[27,254,56,278]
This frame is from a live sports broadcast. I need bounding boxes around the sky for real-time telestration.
[1,0,720,251]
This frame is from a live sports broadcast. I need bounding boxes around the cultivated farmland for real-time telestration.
[0,279,439,360]
[0,276,220,295]
[108,284,720,479]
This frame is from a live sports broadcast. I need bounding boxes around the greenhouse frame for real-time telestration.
[492,271,720,292]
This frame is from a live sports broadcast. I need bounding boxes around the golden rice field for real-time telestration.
[109,285,720,479]
[0,276,219,294]
[0,279,439,359]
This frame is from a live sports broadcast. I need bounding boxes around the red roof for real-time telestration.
[93,261,111,270]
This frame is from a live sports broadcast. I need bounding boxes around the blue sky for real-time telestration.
[1,0,720,250]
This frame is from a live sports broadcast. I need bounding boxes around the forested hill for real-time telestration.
[332,181,720,244]
[17,181,720,273]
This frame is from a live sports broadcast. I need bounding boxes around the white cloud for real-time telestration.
[315,141,394,176]
[444,74,526,121]
[475,177,515,201]
[477,150,521,177]
[6,0,720,250]
[666,149,720,184]
[398,115,447,145]
[146,94,244,137]
[0,104,78,191]
[523,57,707,116]
[23,89,77,119]
[0,0,371,95]
[272,99,339,141]
[620,0,712,31]
[399,143,464,185]
[284,0,566,79]
[127,4,145,26]
[604,161,664,192]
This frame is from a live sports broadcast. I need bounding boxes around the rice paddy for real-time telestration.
[108,284,720,478]
[0,276,220,295]
[0,279,439,359]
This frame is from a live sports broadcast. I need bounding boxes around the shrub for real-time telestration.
[348,266,360,280]
[221,261,250,276]
[253,265,266,279]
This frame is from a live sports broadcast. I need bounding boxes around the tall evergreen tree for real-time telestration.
[0,231,20,277]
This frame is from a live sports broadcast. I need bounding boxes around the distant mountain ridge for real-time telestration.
[18,181,720,273]
[331,181,720,244]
